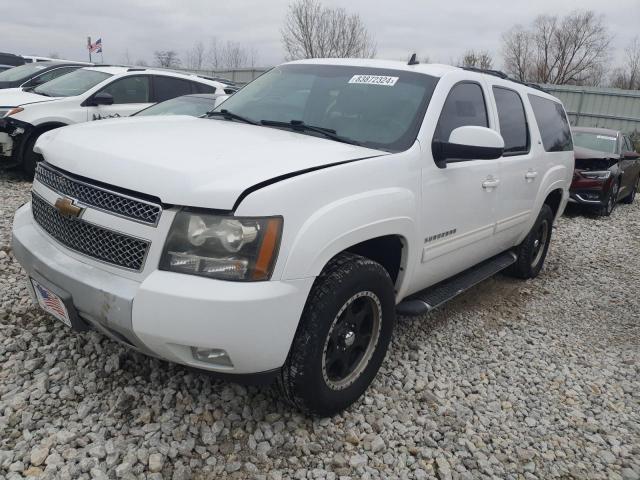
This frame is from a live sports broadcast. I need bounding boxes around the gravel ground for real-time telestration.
[1,170,639,480]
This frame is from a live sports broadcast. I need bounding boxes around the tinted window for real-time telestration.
[216,64,439,152]
[493,87,529,155]
[101,76,150,104]
[528,94,572,152]
[193,82,216,94]
[435,82,488,141]
[153,76,193,102]
[623,136,633,153]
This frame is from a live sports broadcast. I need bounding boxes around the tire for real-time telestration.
[506,204,554,279]
[621,176,639,204]
[598,180,619,216]
[21,132,44,179]
[278,252,396,416]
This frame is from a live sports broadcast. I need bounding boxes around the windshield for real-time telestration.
[213,64,439,152]
[136,95,215,117]
[573,131,617,154]
[33,69,111,97]
[0,63,49,82]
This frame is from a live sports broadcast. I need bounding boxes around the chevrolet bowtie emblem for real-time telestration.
[54,197,83,218]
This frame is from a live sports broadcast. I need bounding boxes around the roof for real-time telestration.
[81,66,228,87]
[572,126,620,136]
[287,58,459,77]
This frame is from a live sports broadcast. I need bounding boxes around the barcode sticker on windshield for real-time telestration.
[596,135,616,141]
[349,75,399,86]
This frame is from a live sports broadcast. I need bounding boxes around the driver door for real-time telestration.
[416,81,502,290]
[87,75,152,121]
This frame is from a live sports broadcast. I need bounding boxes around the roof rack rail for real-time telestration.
[525,82,547,92]
[461,66,508,79]
[127,67,146,72]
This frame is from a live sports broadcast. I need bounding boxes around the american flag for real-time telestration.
[35,283,67,318]
[88,38,102,54]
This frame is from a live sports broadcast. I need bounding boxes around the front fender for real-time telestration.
[282,187,416,281]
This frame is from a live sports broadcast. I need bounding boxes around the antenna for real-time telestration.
[407,53,419,66]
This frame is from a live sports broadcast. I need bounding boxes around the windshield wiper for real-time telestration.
[260,119,360,146]
[206,109,259,125]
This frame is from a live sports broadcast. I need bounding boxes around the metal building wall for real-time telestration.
[542,84,640,134]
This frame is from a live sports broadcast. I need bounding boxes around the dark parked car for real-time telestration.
[569,127,640,216]
[0,52,26,72]
[0,61,87,90]
[133,93,228,117]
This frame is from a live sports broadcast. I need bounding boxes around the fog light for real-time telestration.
[191,347,233,367]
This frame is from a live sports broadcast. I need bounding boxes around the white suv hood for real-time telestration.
[36,116,386,210]
[0,88,60,107]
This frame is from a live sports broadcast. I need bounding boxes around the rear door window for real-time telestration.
[492,87,529,155]
[192,82,216,94]
[100,76,150,104]
[153,76,194,102]
[434,82,488,142]
[528,94,573,152]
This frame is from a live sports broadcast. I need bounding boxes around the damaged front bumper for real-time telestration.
[0,117,31,168]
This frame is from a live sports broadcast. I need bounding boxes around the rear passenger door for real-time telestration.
[489,85,539,249]
[620,135,640,198]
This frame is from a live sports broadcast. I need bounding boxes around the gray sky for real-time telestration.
[1,0,638,69]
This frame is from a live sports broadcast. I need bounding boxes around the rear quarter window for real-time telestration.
[528,94,573,152]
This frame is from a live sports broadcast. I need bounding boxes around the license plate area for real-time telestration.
[28,274,89,331]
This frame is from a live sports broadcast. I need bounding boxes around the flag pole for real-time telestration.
[87,36,92,62]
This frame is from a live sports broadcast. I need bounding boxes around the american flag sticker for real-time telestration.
[31,279,71,327]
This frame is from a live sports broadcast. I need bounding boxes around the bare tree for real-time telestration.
[220,41,249,69]
[135,59,148,67]
[185,41,205,70]
[459,50,493,69]
[500,10,611,85]
[501,25,533,81]
[120,49,133,66]
[154,50,181,68]
[281,0,376,59]
[609,37,640,89]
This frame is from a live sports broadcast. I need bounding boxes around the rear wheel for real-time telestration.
[621,176,639,204]
[278,252,396,416]
[506,204,554,279]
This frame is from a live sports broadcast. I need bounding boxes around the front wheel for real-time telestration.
[621,176,639,204]
[278,252,396,416]
[21,132,44,179]
[598,181,619,216]
[506,204,554,279]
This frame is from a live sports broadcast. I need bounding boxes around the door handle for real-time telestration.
[525,170,538,181]
[482,178,500,189]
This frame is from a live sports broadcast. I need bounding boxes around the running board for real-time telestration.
[396,251,517,316]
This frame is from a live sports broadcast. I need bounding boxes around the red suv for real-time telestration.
[569,127,640,216]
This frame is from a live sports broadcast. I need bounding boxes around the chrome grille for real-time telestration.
[35,163,162,226]
[31,193,150,271]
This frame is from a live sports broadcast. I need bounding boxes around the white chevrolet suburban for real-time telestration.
[12,59,574,415]
[0,66,229,175]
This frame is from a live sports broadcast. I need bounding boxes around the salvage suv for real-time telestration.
[12,59,573,415]
[0,66,229,175]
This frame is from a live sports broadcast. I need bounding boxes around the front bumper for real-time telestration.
[12,203,315,375]
[0,117,31,167]
[569,188,606,205]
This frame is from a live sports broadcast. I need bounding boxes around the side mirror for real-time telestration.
[89,92,114,106]
[432,126,504,168]
[622,150,639,160]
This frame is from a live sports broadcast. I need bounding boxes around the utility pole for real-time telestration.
[87,36,92,62]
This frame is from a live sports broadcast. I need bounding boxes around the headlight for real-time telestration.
[5,107,24,117]
[160,210,283,281]
[580,170,611,180]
